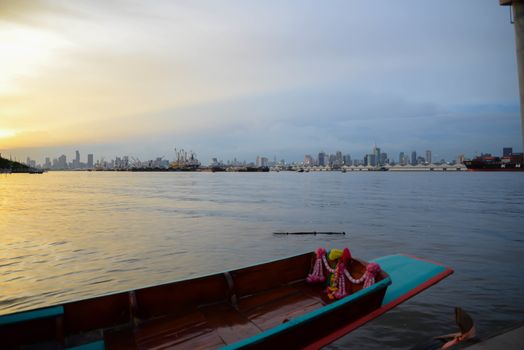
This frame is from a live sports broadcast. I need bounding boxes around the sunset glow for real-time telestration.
[0,25,67,94]
[0,129,17,139]
[0,1,520,162]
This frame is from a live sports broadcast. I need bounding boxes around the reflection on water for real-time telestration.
[1,171,523,349]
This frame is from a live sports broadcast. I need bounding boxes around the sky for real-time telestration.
[0,0,521,164]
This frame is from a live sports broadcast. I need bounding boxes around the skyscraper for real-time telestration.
[373,146,381,165]
[380,153,388,165]
[328,154,336,167]
[304,155,313,165]
[256,156,268,167]
[73,150,81,169]
[367,154,376,166]
[411,151,417,165]
[87,154,94,168]
[318,152,326,166]
[335,151,343,166]
[425,150,432,164]
[399,152,405,165]
[58,154,67,169]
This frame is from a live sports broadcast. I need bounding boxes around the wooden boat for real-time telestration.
[0,251,452,350]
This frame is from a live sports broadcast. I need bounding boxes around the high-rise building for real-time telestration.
[380,153,388,165]
[73,150,81,169]
[335,151,343,166]
[399,152,405,165]
[373,146,381,165]
[44,157,52,169]
[328,154,337,167]
[411,151,417,165]
[256,156,268,167]
[25,157,36,168]
[87,154,94,168]
[318,152,326,166]
[503,147,513,156]
[304,155,314,166]
[425,150,432,164]
[58,154,67,169]
[367,154,376,166]
[343,154,351,165]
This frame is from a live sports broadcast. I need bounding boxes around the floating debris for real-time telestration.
[273,231,346,235]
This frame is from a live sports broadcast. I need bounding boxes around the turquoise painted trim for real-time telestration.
[222,276,391,350]
[372,255,447,305]
[66,340,105,350]
[0,305,64,326]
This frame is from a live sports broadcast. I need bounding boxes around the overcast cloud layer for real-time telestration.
[0,0,520,163]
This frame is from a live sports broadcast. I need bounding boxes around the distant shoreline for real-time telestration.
[6,167,470,173]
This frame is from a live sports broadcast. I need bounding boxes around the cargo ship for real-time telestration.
[169,148,201,171]
[463,149,523,171]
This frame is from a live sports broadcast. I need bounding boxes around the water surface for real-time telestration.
[1,171,523,349]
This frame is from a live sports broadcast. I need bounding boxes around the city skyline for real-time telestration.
[15,144,475,170]
[0,1,522,163]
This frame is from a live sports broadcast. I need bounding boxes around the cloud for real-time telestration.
[0,0,521,163]
[0,0,82,28]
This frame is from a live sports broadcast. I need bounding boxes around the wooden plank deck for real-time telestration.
[105,280,328,349]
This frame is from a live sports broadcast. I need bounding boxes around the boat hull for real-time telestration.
[0,253,452,350]
[463,153,524,171]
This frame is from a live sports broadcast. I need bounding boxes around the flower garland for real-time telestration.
[307,247,382,300]
[307,248,327,283]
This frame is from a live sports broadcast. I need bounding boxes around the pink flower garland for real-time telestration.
[363,262,381,289]
[330,260,349,299]
[343,262,381,288]
[307,248,328,283]
[307,247,382,301]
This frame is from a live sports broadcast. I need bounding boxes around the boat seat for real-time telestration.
[106,290,323,350]
[237,284,324,331]
[199,302,260,344]
[124,309,225,350]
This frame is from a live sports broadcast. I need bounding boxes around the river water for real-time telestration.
[1,171,523,349]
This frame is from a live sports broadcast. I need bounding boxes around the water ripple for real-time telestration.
[0,172,523,350]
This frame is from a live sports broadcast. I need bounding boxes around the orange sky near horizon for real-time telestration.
[0,2,292,152]
[0,1,520,162]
